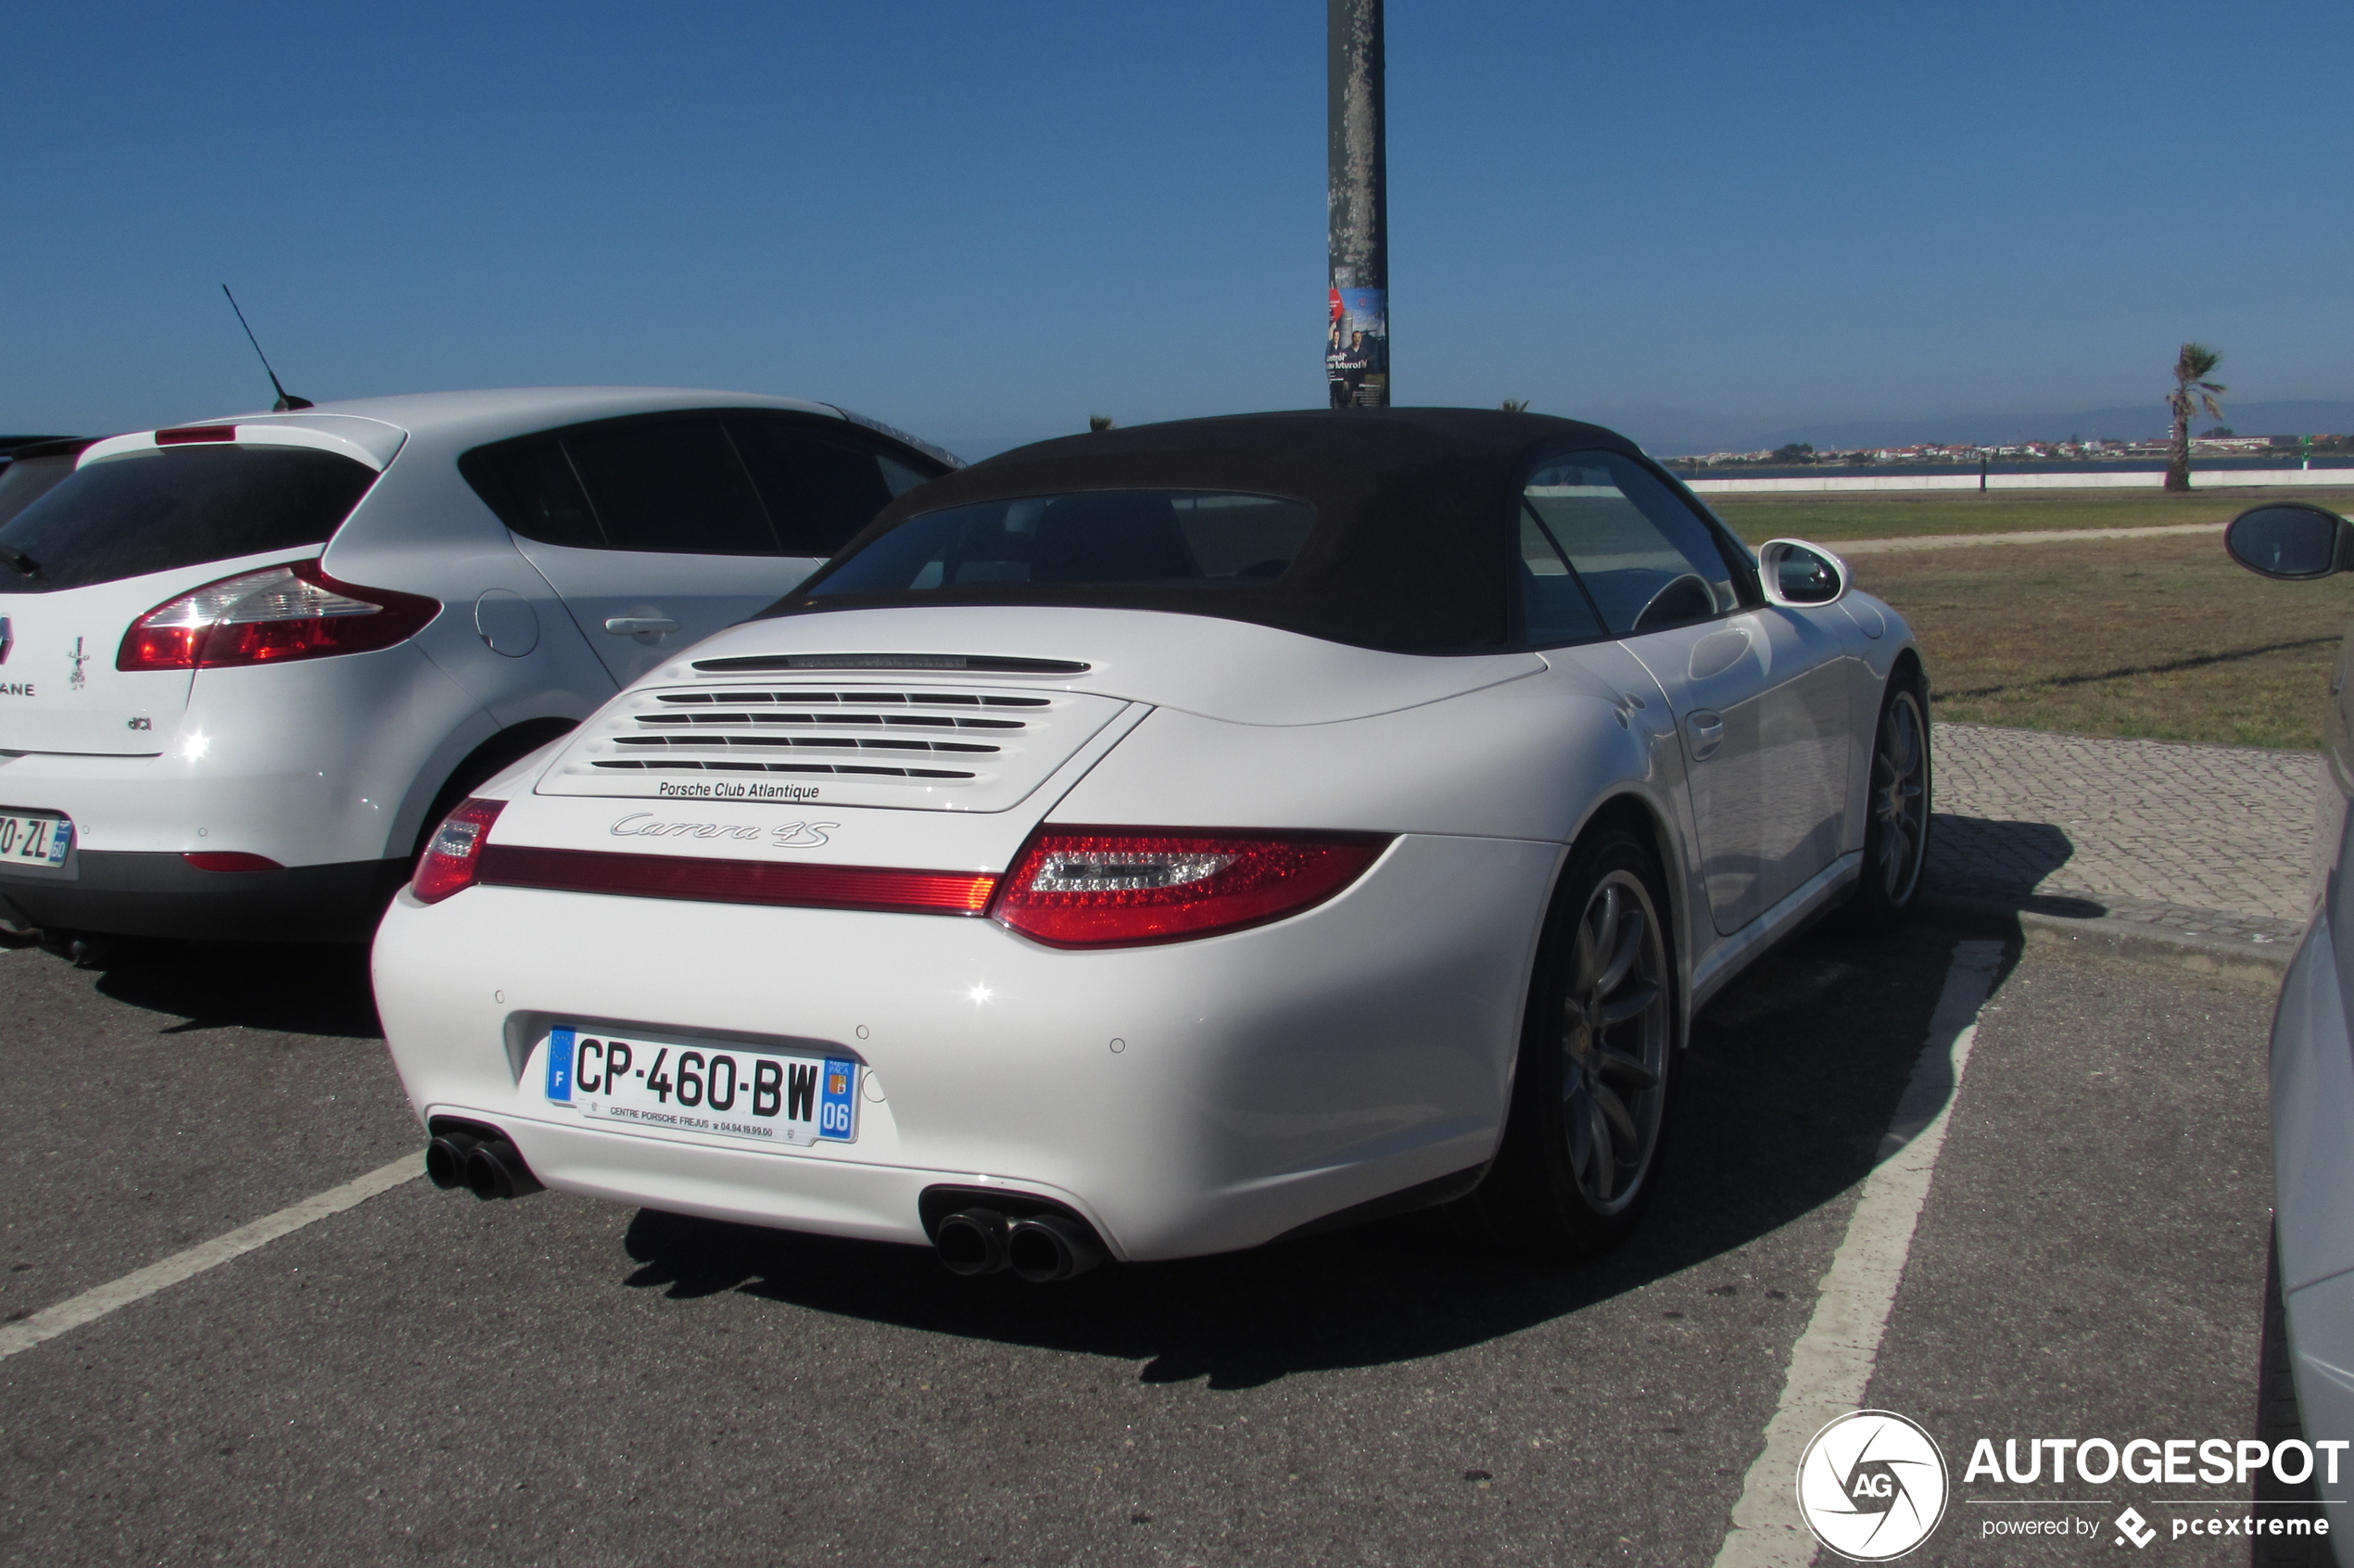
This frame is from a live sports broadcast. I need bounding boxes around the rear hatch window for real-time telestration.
[0,446,379,595]
[0,442,92,530]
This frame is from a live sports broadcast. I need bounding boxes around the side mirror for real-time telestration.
[2225,504,2352,581]
[1757,538,1849,608]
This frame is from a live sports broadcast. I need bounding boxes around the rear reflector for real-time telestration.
[476,846,998,917]
[155,425,239,445]
[181,851,285,873]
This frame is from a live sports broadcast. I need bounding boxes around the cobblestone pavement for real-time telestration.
[1926,722,2323,947]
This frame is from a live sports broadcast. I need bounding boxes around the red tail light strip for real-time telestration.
[475,845,998,917]
[992,828,1391,948]
[154,425,238,445]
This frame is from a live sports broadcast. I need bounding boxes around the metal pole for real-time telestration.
[1326,0,1387,409]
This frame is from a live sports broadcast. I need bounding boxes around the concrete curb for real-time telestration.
[1921,891,2295,983]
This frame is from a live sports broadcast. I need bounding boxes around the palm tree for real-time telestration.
[1088,414,1115,433]
[2165,343,2225,492]
[1499,399,1529,413]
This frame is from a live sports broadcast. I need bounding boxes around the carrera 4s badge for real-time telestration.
[609,814,838,850]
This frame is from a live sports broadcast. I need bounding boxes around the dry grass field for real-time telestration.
[1709,486,2354,545]
[1706,489,2354,751]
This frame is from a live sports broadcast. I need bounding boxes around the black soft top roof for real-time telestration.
[771,408,1650,653]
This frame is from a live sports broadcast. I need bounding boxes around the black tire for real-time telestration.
[2254,1228,2333,1564]
[1460,825,1677,1258]
[1842,669,1931,929]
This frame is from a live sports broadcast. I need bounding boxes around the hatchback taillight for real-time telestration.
[412,799,505,904]
[118,560,439,671]
[990,828,1389,948]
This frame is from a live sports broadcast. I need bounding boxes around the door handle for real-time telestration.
[603,616,679,636]
[1685,710,1726,761]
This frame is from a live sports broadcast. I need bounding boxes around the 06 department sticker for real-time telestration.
[1797,1410,1950,1561]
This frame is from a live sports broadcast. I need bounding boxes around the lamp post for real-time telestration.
[1326,0,1387,409]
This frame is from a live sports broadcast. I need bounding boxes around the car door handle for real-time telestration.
[1685,710,1726,761]
[603,616,679,636]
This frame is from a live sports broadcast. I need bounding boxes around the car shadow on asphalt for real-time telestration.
[75,940,385,1040]
[617,917,2024,1389]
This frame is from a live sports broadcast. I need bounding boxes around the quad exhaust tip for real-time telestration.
[424,1122,544,1201]
[930,1204,1105,1283]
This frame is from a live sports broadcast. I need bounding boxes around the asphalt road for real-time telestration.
[0,917,2282,1566]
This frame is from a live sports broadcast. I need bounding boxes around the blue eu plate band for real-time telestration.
[546,1028,576,1103]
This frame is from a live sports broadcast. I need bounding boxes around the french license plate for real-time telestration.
[543,1027,857,1147]
[0,811,71,868]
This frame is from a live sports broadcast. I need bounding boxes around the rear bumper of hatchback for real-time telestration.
[372,831,1561,1261]
[0,851,404,942]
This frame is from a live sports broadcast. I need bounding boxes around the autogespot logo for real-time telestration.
[1798,1410,1951,1562]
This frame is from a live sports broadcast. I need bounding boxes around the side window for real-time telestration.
[1516,507,1606,646]
[732,417,944,556]
[1522,450,1738,636]
[469,439,602,549]
[562,420,778,554]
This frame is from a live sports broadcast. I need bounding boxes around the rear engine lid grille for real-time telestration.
[538,682,1130,812]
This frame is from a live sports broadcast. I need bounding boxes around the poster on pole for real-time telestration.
[1326,286,1388,408]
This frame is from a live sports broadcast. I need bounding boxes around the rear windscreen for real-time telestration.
[0,453,82,532]
[803,490,1317,598]
[0,446,379,594]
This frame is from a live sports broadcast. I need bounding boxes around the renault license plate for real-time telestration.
[543,1027,856,1146]
[0,811,71,868]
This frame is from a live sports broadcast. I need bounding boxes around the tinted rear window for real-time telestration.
[0,446,378,594]
[804,490,1316,598]
[0,453,82,532]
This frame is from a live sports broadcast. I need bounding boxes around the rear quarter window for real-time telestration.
[730,416,941,555]
[462,411,945,559]
[0,446,378,594]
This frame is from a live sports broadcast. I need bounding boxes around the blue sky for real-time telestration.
[6,1,2348,457]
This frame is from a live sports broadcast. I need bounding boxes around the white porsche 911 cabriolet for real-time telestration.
[373,409,1929,1281]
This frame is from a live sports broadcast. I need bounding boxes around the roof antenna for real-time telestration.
[220,285,313,411]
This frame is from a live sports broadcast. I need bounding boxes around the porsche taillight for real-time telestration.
[119,560,439,671]
[990,828,1389,948]
[412,798,505,904]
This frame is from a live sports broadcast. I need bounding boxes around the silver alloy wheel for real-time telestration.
[1561,869,1670,1215]
[1871,688,1930,905]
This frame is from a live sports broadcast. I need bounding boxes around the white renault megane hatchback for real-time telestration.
[373,409,1930,1278]
[0,388,950,945]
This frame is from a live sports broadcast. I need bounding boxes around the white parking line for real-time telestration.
[0,1155,421,1359]
[1712,939,2006,1568]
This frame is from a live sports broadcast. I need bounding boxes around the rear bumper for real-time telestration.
[373,831,1562,1261]
[0,851,404,942]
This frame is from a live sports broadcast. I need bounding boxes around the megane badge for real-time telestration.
[0,617,11,665]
